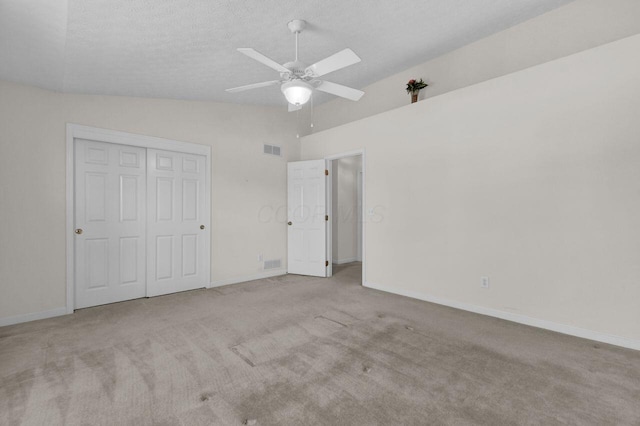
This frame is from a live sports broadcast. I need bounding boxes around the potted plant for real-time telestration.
[406,78,428,103]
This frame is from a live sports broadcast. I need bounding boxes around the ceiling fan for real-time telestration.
[225,20,364,112]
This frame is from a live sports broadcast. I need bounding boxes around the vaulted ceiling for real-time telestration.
[0,0,573,107]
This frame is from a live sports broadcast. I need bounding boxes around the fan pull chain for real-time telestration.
[296,108,300,139]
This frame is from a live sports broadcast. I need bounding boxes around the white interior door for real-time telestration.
[74,139,147,309]
[287,160,327,277]
[147,149,208,296]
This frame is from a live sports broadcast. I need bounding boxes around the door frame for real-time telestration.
[324,149,366,285]
[65,124,211,313]
[357,170,363,262]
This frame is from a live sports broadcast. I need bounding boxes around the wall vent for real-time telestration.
[264,259,282,270]
[263,144,282,157]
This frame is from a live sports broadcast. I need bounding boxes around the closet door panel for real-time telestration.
[147,149,207,296]
[74,140,146,309]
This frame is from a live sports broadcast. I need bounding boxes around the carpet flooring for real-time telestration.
[1,263,639,425]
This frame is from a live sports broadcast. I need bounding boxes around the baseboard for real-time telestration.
[209,269,287,288]
[333,257,358,265]
[364,281,640,351]
[0,306,68,328]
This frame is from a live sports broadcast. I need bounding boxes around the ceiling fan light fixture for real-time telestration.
[281,80,313,106]
[226,19,364,110]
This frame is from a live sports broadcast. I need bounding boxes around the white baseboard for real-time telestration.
[209,269,287,288]
[0,306,68,328]
[1,271,287,327]
[364,281,640,351]
[333,257,358,265]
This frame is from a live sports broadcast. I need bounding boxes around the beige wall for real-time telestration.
[301,35,640,344]
[331,156,362,263]
[309,0,640,134]
[0,81,298,320]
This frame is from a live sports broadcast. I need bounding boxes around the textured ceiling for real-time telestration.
[0,0,574,106]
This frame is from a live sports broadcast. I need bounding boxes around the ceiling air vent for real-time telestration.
[263,144,282,157]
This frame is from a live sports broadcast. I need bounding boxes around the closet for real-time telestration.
[69,128,210,310]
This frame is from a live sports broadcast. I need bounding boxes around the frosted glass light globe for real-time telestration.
[281,81,313,105]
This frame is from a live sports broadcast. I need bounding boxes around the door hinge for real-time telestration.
[325,169,329,176]
[325,215,329,221]
[326,260,329,267]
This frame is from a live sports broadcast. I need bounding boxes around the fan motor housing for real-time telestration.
[287,20,306,34]
[283,61,308,78]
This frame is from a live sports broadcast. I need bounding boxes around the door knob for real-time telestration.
[200,225,205,230]
[74,228,83,235]
[287,221,292,226]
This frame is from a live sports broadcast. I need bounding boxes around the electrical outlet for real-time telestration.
[480,276,490,289]
[258,254,263,262]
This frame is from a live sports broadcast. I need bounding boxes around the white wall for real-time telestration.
[308,0,640,134]
[0,80,298,322]
[331,156,362,264]
[301,35,640,346]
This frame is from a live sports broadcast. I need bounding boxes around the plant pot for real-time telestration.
[411,92,418,103]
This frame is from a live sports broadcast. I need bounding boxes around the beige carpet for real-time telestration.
[1,263,639,425]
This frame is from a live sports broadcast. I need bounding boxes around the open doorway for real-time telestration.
[326,152,364,283]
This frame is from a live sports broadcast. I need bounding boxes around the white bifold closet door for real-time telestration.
[146,149,208,297]
[74,139,147,309]
[74,140,208,309]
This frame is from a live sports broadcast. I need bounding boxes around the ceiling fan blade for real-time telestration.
[237,48,290,73]
[288,103,302,113]
[316,81,364,101]
[306,48,361,77]
[225,80,281,93]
